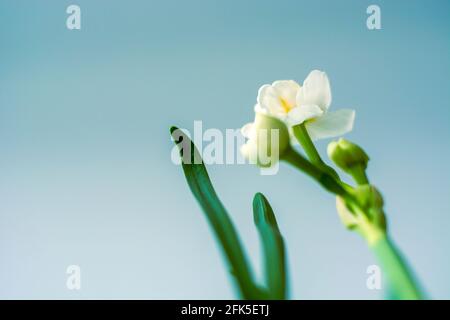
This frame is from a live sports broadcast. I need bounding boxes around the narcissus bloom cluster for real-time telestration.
[171,66,424,300]
[241,70,355,164]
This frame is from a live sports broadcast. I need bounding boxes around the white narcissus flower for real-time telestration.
[241,112,290,167]
[256,70,355,141]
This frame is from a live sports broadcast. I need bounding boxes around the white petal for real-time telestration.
[305,109,355,141]
[296,70,332,111]
[257,84,284,114]
[254,104,267,114]
[336,196,358,228]
[240,139,258,164]
[287,105,324,126]
[272,80,300,109]
[241,122,254,138]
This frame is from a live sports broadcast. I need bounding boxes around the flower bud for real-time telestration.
[354,184,384,210]
[327,138,369,174]
[336,196,359,230]
[354,185,386,232]
[241,113,290,168]
[336,189,387,245]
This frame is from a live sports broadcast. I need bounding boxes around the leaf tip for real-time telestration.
[169,126,179,136]
[253,192,280,230]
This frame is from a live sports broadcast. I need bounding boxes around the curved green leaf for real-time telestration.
[170,126,264,299]
[253,192,287,299]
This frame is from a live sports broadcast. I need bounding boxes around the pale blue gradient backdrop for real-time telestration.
[0,0,449,299]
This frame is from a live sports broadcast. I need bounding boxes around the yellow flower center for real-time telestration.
[280,98,293,113]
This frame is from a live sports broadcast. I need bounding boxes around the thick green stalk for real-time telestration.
[371,235,423,300]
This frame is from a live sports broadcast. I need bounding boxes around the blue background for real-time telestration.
[0,0,449,299]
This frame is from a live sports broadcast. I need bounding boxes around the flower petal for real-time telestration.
[336,196,359,229]
[305,109,355,141]
[272,80,300,109]
[254,103,268,114]
[296,70,332,111]
[287,104,324,126]
[241,122,255,138]
[241,139,257,161]
[257,84,284,115]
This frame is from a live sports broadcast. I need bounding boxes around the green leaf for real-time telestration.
[170,126,264,299]
[253,192,287,299]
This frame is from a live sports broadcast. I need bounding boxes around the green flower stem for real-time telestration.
[292,123,338,179]
[282,147,364,217]
[285,128,423,300]
[282,147,347,197]
[370,234,423,300]
[349,165,369,185]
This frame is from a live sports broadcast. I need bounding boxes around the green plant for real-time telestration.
[169,69,424,300]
